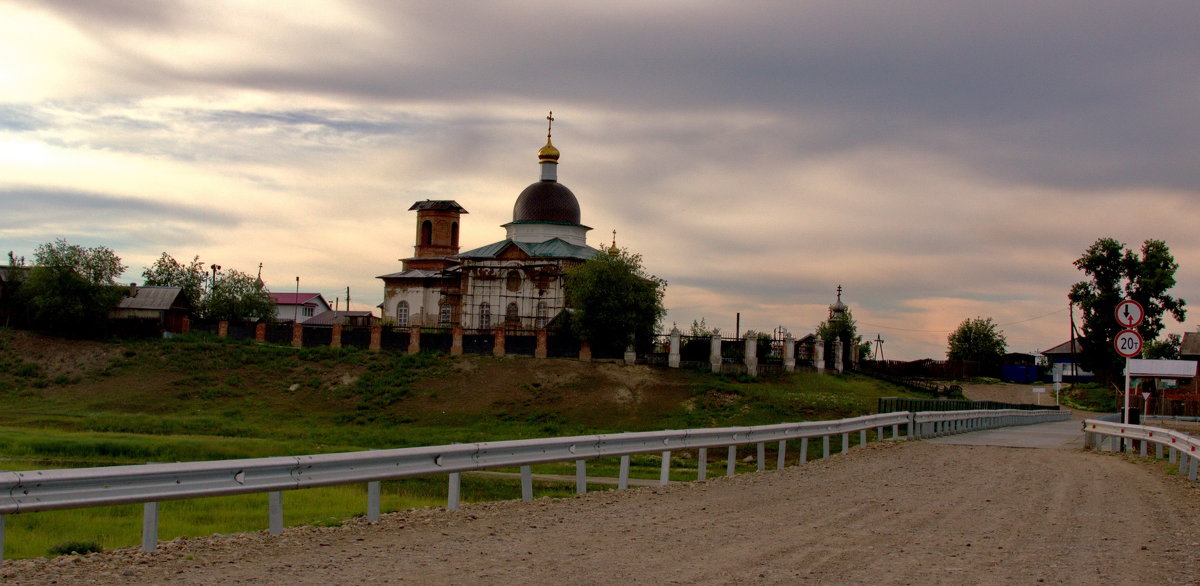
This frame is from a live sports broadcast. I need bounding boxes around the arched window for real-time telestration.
[421,220,433,246]
[535,302,548,329]
[505,302,520,327]
[439,303,452,325]
[505,269,522,292]
[478,302,491,330]
[396,301,409,328]
[451,221,459,247]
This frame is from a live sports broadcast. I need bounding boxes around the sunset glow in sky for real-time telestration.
[3,1,1198,359]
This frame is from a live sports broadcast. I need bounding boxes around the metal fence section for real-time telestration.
[0,409,1059,561]
[1082,419,1200,482]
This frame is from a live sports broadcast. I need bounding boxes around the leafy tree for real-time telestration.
[201,269,275,322]
[142,253,208,308]
[946,317,1007,363]
[33,238,126,286]
[1142,333,1181,360]
[815,308,861,365]
[1068,238,1186,382]
[563,249,666,355]
[21,239,127,335]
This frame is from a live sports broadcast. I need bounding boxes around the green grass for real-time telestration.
[0,330,917,559]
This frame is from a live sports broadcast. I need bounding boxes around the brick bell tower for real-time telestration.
[405,200,467,271]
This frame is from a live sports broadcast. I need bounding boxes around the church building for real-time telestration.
[377,115,602,331]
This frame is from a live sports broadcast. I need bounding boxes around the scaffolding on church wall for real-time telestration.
[450,259,571,334]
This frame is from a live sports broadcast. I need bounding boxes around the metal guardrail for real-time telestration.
[0,409,1058,561]
[1082,419,1200,483]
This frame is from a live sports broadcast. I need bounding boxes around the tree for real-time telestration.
[142,253,208,308]
[33,238,125,286]
[201,269,275,322]
[1068,238,1186,382]
[946,317,1007,363]
[815,308,861,366]
[1143,333,1181,360]
[563,249,666,355]
[21,239,127,335]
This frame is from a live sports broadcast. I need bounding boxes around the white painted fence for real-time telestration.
[1083,418,1200,482]
[0,409,1064,561]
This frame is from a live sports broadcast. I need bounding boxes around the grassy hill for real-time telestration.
[0,328,919,559]
[0,328,914,466]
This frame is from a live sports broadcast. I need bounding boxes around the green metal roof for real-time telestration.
[458,238,599,261]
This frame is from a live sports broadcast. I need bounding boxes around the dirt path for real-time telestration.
[4,440,1198,585]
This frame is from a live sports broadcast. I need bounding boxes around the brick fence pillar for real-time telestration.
[534,329,548,358]
[255,322,266,342]
[218,321,229,338]
[369,325,382,351]
[291,323,303,349]
[579,341,591,362]
[668,327,681,368]
[331,323,342,349]
[493,327,506,357]
[408,326,421,354]
[451,325,463,356]
[783,335,796,372]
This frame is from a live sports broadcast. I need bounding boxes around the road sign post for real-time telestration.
[1114,300,1145,425]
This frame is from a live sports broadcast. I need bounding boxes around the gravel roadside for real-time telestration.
[4,440,1198,585]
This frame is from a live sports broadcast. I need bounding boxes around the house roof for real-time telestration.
[409,200,468,213]
[268,292,327,306]
[457,238,598,261]
[115,286,186,311]
[1180,331,1200,356]
[1041,339,1083,355]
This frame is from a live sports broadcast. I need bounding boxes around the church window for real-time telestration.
[505,302,520,327]
[479,303,491,330]
[396,301,409,328]
[421,220,433,246]
[535,302,548,328]
[506,270,522,292]
[451,222,459,247]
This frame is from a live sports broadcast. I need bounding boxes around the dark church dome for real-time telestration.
[513,180,581,224]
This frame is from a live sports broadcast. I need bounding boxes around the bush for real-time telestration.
[48,540,103,556]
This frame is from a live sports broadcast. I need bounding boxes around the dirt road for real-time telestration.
[4,438,1198,585]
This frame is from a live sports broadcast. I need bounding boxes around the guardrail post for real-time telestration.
[367,481,381,521]
[575,460,587,494]
[822,436,830,459]
[860,429,867,448]
[875,426,883,443]
[448,473,461,510]
[142,501,159,552]
[841,433,850,454]
[269,491,283,535]
[756,443,765,472]
[1190,455,1198,482]
[1139,441,1147,458]
[2,514,7,565]
[777,440,787,469]
[697,448,707,480]
[1155,443,1163,459]
[726,446,737,477]
[660,451,671,485]
[1168,446,1177,464]
[907,413,916,440]
[619,455,631,489]
[799,438,808,463]
[520,465,533,501]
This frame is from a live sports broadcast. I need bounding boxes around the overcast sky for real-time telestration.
[2,1,1198,360]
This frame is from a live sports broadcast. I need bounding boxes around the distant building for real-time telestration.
[109,285,192,333]
[302,310,379,327]
[268,292,332,324]
[1040,339,1094,383]
[378,115,601,330]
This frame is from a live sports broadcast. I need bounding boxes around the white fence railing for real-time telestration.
[1083,419,1200,482]
[0,409,1064,561]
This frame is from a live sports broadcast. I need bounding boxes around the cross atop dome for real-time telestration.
[538,110,560,164]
